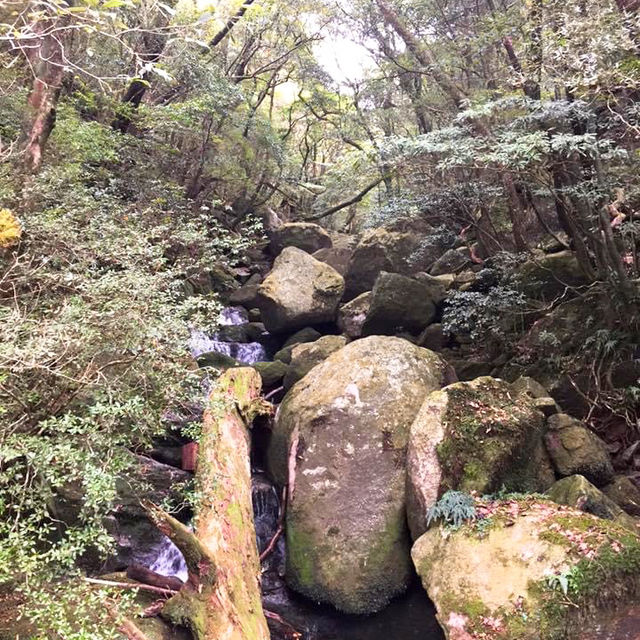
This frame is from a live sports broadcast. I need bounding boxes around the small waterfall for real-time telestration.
[189,306,268,364]
[147,535,188,582]
[252,472,281,553]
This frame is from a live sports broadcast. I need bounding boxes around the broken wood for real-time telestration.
[146,367,273,640]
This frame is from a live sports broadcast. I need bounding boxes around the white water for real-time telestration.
[148,535,189,582]
[189,306,267,363]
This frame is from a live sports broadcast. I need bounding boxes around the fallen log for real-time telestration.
[145,368,272,640]
[126,564,184,592]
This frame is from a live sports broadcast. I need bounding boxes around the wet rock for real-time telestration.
[547,475,638,530]
[257,247,344,333]
[429,248,471,276]
[196,351,238,370]
[228,273,262,309]
[269,336,447,614]
[362,272,437,337]
[269,222,332,255]
[406,377,549,540]
[412,497,640,640]
[253,360,289,388]
[602,476,640,517]
[337,291,371,339]
[544,414,614,486]
[283,335,348,390]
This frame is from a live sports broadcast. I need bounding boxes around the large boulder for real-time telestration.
[257,247,344,333]
[603,476,640,517]
[269,222,332,255]
[344,228,445,300]
[228,273,262,309]
[412,497,640,640]
[361,272,437,337]
[337,291,371,339]
[283,335,348,390]
[544,414,614,487]
[268,336,447,614]
[406,377,552,539]
[517,250,590,300]
[429,247,471,276]
[547,475,638,530]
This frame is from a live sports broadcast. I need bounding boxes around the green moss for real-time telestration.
[226,501,245,531]
[286,525,317,590]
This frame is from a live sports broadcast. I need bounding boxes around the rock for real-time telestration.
[512,375,551,399]
[253,360,289,388]
[611,359,640,388]
[413,273,449,305]
[534,396,561,416]
[337,291,371,339]
[547,475,638,530]
[257,247,345,333]
[228,272,263,309]
[196,351,238,370]
[248,307,261,322]
[283,335,348,390]
[137,618,191,640]
[406,377,550,539]
[312,246,354,276]
[417,324,447,351]
[269,222,332,255]
[412,497,640,640]
[545,414,614,486]
[517,250,590,300]
[447,358,493,381]
[283,327,322,348]
[602,476,640,517]
[362,272,437,336]
[429,248,471,276]
[343,228,427,300]
[269,336,447,614]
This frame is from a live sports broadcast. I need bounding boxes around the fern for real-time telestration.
[426,491,477,529]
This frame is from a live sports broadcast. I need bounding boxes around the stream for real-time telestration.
[143,308,444,640]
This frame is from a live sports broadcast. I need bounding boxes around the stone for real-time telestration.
[602,476,640,517]
[343,228,426,300]
[413,273,449,305]
[283,335,348,390]
[447,358,493,381]
[547,475,638,530]
[252,360,289,388]
[257,247,345,333]
[283,327,322,348]
[417,324,447,352]
[412,497,640,640]
[362,272,437,336]
[429,247,471,276]
[512,375,551,399]
[196,351,238,370]
[534,396,561,416]
[268,336,447,614]
[545,414,614,487]
[337,291,371,339]
[517,250,590,300]
[228,273,262,309]
[269,222,332,255]
[406,377,550,540]
[312,246,354,275]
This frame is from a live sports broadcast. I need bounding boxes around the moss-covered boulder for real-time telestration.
[603,476,640,517]
[269,222,332,255]
[429,247,471,276]
[412,497,640,640]
[544,414,614,487]
[547,475,638,531]
[406,377,552,539]
[337,291,371,339]
[257,247,345,333]
[269,336,447,614]
[283,335,347,390]
[362,272,437,336]
[344,228,437,300]
[517,250,590,300]
[252,360,289,388]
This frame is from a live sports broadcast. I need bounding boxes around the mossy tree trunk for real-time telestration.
[146,368,272,640]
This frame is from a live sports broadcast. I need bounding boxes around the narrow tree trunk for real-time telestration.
[146,368,271,640]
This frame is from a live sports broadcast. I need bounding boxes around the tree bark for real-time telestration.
[145,368,272,640]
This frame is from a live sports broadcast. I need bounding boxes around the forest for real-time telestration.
[1,0,640,639]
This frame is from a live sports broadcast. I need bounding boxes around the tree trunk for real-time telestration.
[146,368,271,640]
[23,15,68,172]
